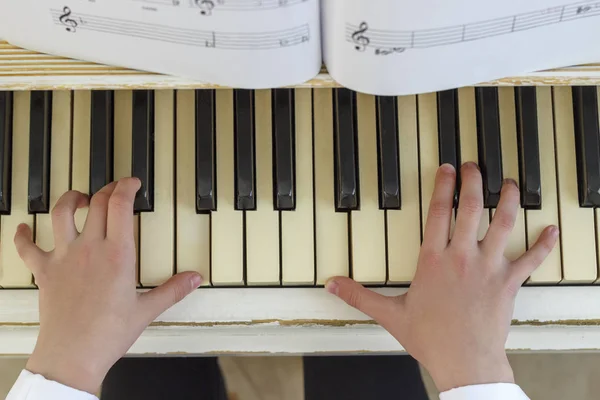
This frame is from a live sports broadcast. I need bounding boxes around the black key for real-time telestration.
[0,92,12,214]
[515,87,542,209]
[272,89,295,211]
[572,86,600,207]
[333,88,359,211]
[195,89,216,212]
[376,96,400,210]
[437,89,461,207]
[90,90,114,195]
[28,91,52,214]
[234,89,256,210]
[475,87,503,208]
[132,90,154,213]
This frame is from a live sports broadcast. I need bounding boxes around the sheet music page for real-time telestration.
[322,0,600,95]
[1,0,321,88]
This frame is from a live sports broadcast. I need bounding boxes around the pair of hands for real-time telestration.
[15,163,557,394]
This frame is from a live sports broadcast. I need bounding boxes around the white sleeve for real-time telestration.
[440,383,529,400]
[6,370,98,400]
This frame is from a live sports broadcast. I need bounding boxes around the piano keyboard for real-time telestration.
[0,86,599,289]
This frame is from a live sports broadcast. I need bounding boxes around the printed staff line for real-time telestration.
[51,9,308,39]
[51,8,309,50]
[51,15,308,42]
[52,22,310,49]
[346,0,600,53]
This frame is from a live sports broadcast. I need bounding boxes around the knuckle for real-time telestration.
[171,283,187,304]
[106,246,128,265]
[90,191,111,208]
[51,202,73,219]
[459,196,482,215]
[421,251,443,268]
[109,193,132,213]
[429,201,452,219]
[494,212,515,231]
[77,243,94,265]
[346,289,363,309]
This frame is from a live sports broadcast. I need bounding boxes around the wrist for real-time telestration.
[429,354,515,393]
[26,349,105,394]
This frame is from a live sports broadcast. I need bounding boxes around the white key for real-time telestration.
[36,91,71,253]
[140,90,175,287]
[212,90,244,285]
[114,90,141,285]
[497,87,526,261]
[282,89,314,285]
[554,87,597,283]
[246,90,280,285]
[418,93,440,235]
[175,90,211,285]
[528,87,561,284]
[0,92,33,287]
[387,95,421,284]
[72,91,91,232]
[458,87,489,240]
[314,89,349,284]
[352,93,385,284]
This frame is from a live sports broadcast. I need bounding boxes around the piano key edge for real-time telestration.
[2,287,600,354]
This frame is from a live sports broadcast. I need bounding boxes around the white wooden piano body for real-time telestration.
[1,41,600,356]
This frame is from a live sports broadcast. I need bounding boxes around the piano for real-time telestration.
[1,40,600,356]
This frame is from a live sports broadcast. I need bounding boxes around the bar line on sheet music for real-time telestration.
[348,0,600,55]
[52,8,310,51]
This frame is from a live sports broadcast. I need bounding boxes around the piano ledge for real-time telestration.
[1,287,600,354]
[2,41,600,91]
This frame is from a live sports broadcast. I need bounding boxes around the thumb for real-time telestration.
[140,272,203,322]
[325,276,400,323]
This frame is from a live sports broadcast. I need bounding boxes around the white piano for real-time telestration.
[1,41,600,356]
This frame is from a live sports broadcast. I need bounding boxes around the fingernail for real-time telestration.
[190,273,203,289]
[439,164,455,173]
[550,226,560,237]
[463,161,479,170]
[325,279,339,296]
[504,178,518,188]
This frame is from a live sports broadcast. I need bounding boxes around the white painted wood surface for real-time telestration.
[1,287,600,355]
[2,41,600,90]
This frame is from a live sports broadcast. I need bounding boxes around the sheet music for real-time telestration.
[2,0,320,88]
[323,0,600,95]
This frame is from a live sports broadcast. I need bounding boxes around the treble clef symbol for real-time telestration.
[351,22,370,52]
[59,6,78,33]
[195,0,215,16]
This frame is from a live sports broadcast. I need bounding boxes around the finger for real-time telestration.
[83,182,118,239]
[422,164,456,252]
[325,276,402,324]
[451,163,483,247]
[140,272,203,323]
[481,179,520,257]
[14,224,46,275]
[510,225,559,285]
[107,178,141,242]
[51,190,89,248]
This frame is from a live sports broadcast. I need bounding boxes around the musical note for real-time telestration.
[351,22,370,52]
[134,0,307,13]
[205,31,216,47]
[195,0,215,15]
[59,6,78,33]
[347,0,600,55]
[50,8,310,50]
[375,47,405,56]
